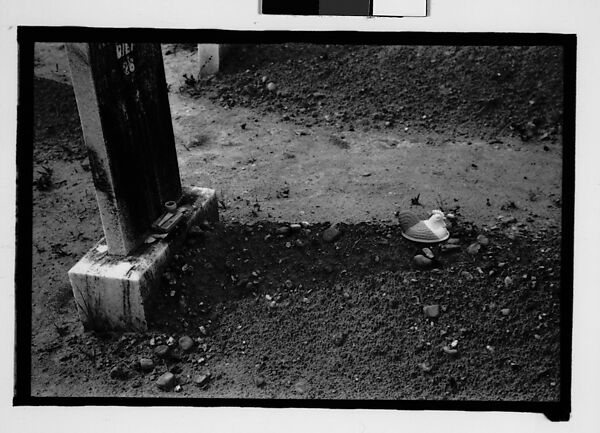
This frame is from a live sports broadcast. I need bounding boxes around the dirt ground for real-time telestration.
[29,43,563,400]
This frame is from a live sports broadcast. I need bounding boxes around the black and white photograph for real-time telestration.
[18,31,573,412]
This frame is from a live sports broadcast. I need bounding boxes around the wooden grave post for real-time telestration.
[66,43,218,330]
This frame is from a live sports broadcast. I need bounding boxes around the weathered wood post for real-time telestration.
[66,43,218,330]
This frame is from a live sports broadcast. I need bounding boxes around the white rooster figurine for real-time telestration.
[397,209,450,243]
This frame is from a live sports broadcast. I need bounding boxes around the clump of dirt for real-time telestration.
[185,45,563,142]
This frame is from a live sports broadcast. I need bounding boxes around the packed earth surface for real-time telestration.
[29,43,564,400]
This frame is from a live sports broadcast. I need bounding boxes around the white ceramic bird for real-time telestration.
[398,209,450,243]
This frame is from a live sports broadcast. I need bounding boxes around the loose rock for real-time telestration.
[322,225,342,243]
[139,358,155,372]
[476,234,489,246]
[109,364,129,380]
[154,345,169,358]
[255,376,266,387]
[441,244,461,253]
[413,255,433,269]
[422,247,435,259]
[266,82,277,92]
[276,226,290,235]
[193,372,211,388]
[467,242,481,255]
[442,346,459,356]
[179,335,195,352]
[156,372,176,390]
[418,362,433,373]
[501,308,511,316]
[423,304,440,319]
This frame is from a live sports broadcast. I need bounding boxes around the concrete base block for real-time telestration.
[68,186,218,331]
[197,44,229,77]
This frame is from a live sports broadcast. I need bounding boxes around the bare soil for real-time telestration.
[29,43,563,400]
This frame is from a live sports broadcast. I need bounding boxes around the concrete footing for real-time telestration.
[197,44,229,77]
[68,186,218,331]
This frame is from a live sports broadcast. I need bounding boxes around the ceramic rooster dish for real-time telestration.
[397,209,450,243]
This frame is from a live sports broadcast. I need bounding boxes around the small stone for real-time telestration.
[422,247,435,259]
[460,271,474,281]
[441,244,461,253]
[486,345,495,353]
[504,276,513,287]
[476,234,489,246]
[266,82,277,92]
[423,304,440,319]
[109,364,129,380]
[501,308,511,316]
[447,238,460,244]
[179,335,195,352]
[199,326,207,336]
[413,255,433,269]
[154,345,169,358]
[174,385,182,392]
[442,346,458,356]
[166,336,175,346]
[139,358,154,372]
[418,362,433,373]
[255,376,266,387]
[466,242,481,255]
[275,226,290,235]
[156,372,176,390]
[284,280,293,289]
[193,372,211,388]
[289,223,302,231]
[322,225,342,243]
[450,339,458,348]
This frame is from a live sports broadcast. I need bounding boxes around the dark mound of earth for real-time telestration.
[185,44,563,142]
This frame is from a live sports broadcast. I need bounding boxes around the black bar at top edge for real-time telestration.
[14,28,574,420]
[17,27,573,46]
[14,39,34,403]
[261,0,319,15]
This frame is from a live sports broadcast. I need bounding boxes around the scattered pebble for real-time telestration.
[423,304,440,319]
[284,280,293,289]
[504,276,513,287]
[442,346,458,356]
[199,326,207,336]
[466,242,481,255]
[418,362,433,373]
[276,226,290,235]
[109,364,129,380]
[447,238,460,244]
[322,225,342,243]
[154,345,169,358]
[255,376,266,387]
[422,247,435,259]
[460,271,474,281]
[156,372,175,390]
[266,82,277,92]
[501,308,511,316]
[179,335,195,352]
[166,336,176,346]
[441,244,461,253]
[413,255,433,269]
[193,372,211,388]
[139,358,154,372]
[289,223,302,231]
[450,340,458,348]
[476,234,489,246]
[174,385,182,392]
